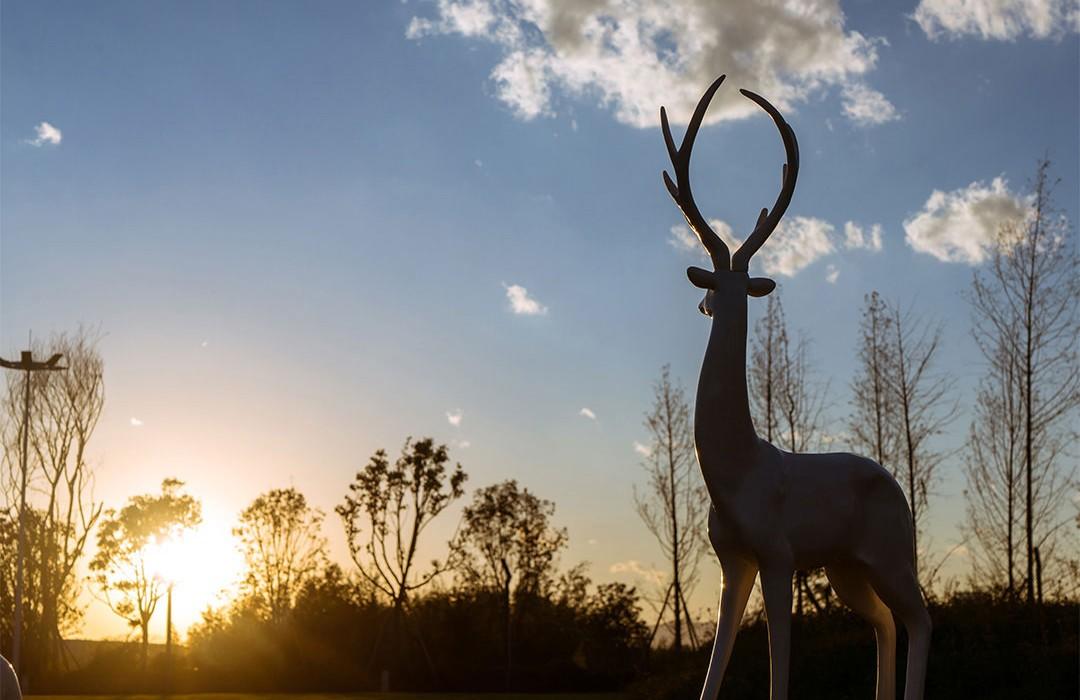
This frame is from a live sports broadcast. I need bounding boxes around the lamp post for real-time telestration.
[0,350,66,681]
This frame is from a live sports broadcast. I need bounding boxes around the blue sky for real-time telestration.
[2,0,1077,639]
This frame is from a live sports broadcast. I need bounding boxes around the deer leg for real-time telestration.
[826,564,896,700]
[760,567,793,700]
[865,566,930,700]
[699,556,757,700]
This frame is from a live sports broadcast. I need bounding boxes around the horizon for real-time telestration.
[2,0,1078,645]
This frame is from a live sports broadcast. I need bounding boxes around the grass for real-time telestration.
[29,691,630,695]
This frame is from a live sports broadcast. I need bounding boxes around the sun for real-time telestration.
[141,511,245,639]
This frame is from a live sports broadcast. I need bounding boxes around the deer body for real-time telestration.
[661,77,930,700]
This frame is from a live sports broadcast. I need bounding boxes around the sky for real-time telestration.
[1,0,1077,642]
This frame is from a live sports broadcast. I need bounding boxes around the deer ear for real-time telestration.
[687,266,716,289]
[747,277,776,297]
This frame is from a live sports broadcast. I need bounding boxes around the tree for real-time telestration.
[337,437,466,681]
[964,335,1025,594]
[966,158,1079,605]
[234,487,326,623]
[632,365,708,650]
[887,302,956,589]
[1,329,105,676]
[452,480,568,597]
[849,291,898,472]
[750,296,830,616]
[90,478,201,664]
[450,479,568,688]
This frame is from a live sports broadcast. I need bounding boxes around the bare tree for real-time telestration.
[1,329,105,676]
[967,158,1079,605]
[234,487,326,623]
[634,365,708,650]
[849,291,898,472]
[91,478,200,665]
[749,295,784,442]
[887,303,956,588]
[750,296,830,616]
[964,335,1025,594]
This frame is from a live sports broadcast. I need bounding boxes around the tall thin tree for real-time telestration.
[887,303,956,587]
[633,365,708,650]
[849,291,898,473]
[967,158,1078,605]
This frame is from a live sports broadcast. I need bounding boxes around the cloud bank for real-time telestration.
[408,0,893,128]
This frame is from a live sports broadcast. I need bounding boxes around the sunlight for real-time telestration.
[142,512,245,638]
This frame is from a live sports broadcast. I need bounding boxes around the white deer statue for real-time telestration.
[660,75,930,700]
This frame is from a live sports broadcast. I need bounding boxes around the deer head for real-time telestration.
[661,75,799,317]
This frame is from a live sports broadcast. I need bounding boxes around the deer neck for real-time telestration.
[695,294,759,468]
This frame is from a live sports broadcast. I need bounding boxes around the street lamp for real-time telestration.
[0,350,66,680]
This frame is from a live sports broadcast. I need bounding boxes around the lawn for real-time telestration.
[29,691,630,695]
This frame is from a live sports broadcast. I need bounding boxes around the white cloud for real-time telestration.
[914,0,1079,41]
[456,439,471,449]
[843,221,884,251]
[28,121,62,146]
[633,441,652,457]
[408,0,889,128]
[130,417,144,427]
[504,283,548,315]
[841,83,900,127]
[755,216,836,276]
[669,219,739,258]
[587,538,598,545]
[446,409,464,426]
[825,264,840,284]
[579,407,597,420]
[903,177,1029,264]
[610,559,666,586]
[671,216,835,277]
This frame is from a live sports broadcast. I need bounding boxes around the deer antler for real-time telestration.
[661,78,800,273]
[730,89,800,272]
[661,75,731,270]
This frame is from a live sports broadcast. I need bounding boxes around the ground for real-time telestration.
[31,695,627,700]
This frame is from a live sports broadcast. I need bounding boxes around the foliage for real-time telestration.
[451,479,567,597]
[234,487,327,622]
[337,437,467,606]
[89,478,201,656]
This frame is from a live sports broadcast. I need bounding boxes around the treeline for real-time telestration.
[1,159,1077,696]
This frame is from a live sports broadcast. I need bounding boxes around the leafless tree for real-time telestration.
[849,291,898,473]
[633,365,708,650]
[1,329,104,676]
[886,302,957,588]
[966,158,1079,605]
[235,487,326,623]
[749,295,784,443]
[964,335,1025,594]
[750,296,830,616]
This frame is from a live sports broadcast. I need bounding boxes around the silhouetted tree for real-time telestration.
[967,158,1078,605]
[750,296,829,616]
[90,478,201,666]
[450,479,568,687]
[886,302,956,590]
[234,487,326,623]
[337,437,466,682]
[1,329,105,676]
[849,291,898,472]
[964,335,1025,595]
[633,365,707,650]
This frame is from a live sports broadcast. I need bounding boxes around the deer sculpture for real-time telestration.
[660,75,930,700]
